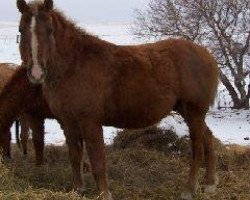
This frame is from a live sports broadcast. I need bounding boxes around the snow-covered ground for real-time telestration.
[159,109,250,146]
[1,22,250,146]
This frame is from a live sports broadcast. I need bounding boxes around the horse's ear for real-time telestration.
[17,0,29,13]
[44,0,53,11]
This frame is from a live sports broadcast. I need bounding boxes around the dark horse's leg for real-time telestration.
[4,131,12,159]
[15,119,20,148]
[19,116,30,157]
[80,120,112,200]
[28,116,45,166]
[63,121,86,194]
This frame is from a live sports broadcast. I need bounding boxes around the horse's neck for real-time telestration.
[46,12,116,85]
[52,13,83,62]
[46,15,96,83]
[0,72,28,126]
[52,11,113,64]
[0,70,37,122]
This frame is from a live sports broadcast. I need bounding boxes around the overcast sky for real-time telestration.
[0,0,148,23]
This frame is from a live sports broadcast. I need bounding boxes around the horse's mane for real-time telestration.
[49,8,116,59]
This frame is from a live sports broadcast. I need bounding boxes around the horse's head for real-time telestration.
[17,0,55,84]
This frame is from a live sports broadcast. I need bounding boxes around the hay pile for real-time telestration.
[0,127,249,199]
[113,126,191,156]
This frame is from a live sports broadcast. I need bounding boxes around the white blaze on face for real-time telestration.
[30,16,43,80]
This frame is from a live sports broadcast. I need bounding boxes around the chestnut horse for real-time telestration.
[17,0,219,199]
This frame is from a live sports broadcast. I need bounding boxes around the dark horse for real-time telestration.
[17,0,219,199]
[0,66,89,169]
[0,65,51,165]
[0,63,29,160]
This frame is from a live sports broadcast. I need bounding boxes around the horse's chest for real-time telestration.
[43,82,101,118]
[42,86,61,116]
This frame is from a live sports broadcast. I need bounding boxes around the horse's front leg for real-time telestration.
[63,122,86,194]
[80,120,112,200]
[28,116,45,166]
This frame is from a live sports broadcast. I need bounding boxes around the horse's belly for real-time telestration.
[105,115,164,129]
[104,98,172,129]
[104,77,176,129]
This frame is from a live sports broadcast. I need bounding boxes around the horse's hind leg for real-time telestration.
[178,104,206,200]
[203,125,218,193]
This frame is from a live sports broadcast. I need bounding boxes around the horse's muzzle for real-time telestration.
[27,64,47,84]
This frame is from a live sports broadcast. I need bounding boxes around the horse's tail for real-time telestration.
[15,119,21,149]
[208,54,220,108]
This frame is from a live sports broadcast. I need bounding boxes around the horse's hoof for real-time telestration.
[97,191,113,200]
[204,174,219,193]
[180,191,193,200]
[214,174,219,185]
[106,191,113,200]
[2,157,12,164]
[204,184,217,193]
[35,162,45,167]
[22,153,28,158]
[76,187,87,195]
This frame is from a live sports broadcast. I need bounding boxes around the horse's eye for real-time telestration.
[19,27,24,34]
[47,27,53,35]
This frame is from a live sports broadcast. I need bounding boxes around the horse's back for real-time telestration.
[0,63,17,90]
[116,39,218,106]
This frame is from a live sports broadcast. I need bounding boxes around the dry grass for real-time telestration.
[0,127,249,200]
